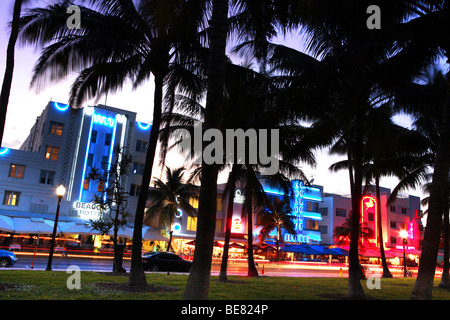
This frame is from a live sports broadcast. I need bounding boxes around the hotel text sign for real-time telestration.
[69,201,106,220]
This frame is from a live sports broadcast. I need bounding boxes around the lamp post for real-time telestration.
[400,230,408,278]
[46,185,66,271]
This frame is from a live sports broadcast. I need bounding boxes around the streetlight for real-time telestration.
[400,229,408,278]
[46,185,66,271]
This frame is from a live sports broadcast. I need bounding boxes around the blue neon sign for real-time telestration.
[54,102,70,112]
[137,122,151,130]
[0,147,9,156]
[93,114,115,127]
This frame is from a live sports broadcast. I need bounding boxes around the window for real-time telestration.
[215,219,223,232]
[135,140,147,153]
[105,133,112,146]
[130,184,140,197]
[101,156,108,170]
[49,121,64,136]
[336,208,346,217]
[83,178,90,190]
[319,225,328,234]
[390,221,397,229]
[305,219,319,230]
[9,164,26,179]
[306,201,319,212]
[187,216,197,231]
[390,237,397,244]
[45,146,60,160]
[401,207,408,215]
[87,154,94,168]
[319,207,328,216]
[216,197,223,211]
[39,170,55,185]
[390,205,396,213]
[133,162,145,174]
[189,197,199,209]
[3,191,20,206]
[98,181,105,192]
[368,212,375,222]
[91,130,98,143]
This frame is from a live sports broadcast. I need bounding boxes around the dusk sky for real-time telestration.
[0,0,428,199]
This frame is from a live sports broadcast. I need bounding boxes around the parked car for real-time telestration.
[0,250,17,267]
[142,252,192,272]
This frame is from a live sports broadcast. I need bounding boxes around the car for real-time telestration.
[142,252,192,272]
[0,250,17,267]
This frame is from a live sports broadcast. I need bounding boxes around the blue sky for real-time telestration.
[0,0,427,198]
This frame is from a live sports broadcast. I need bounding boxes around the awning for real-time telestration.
[0,215,14,233]
[283,244,323,255]
[13,218,56,234]
[359,248,397,258]
[116,226,168,241]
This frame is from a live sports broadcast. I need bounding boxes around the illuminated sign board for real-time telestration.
[69,201,106,220]
[233,189,245,204]
[361,195,378,244]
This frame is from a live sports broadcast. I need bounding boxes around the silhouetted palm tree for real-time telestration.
[19,0,207,286]
[145,166,197,252]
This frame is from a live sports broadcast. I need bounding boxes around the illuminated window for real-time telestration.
[305,219,319,230]
[215,219,223,232]
[216,197,223,211]
[98,181,104,192]
[9,164,26,179]
[83,178,90,190]
[45,146,60,160]
[189,197,199,209]
[187,216,197,231]
[306,201,319,212]
[39,170,55,185]
[49,121,64,136]
[3,191,20,206]
[133,162,145,174]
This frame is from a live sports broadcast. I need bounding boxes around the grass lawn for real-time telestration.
[1,270,450,300]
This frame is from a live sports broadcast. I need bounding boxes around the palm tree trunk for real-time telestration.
[0,0,22,146]
[347,130,365,299]
[183,0,228,300]
[128,74,164,286]
[439,196,449,288]
[219,165,237,282]
[411,82,450,299]
[376,176,392,278]
[245,170,258,277]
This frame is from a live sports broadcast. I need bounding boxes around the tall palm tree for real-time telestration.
[19,0,207,286]
[0,0,36,146]
[257,196,296,260]
[145,166,197,252]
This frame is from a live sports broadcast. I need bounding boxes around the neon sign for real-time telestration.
[361,195,378,244]
[0,148,9,156]
[292,181,305,231]
[137,122,151,130]
[54,102,70,112]
[93,114,115,127]
[233,219,242,230]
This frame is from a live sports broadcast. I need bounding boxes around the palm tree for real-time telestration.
[19,0,207,286]
[257,196,296,260]
[145,166,197,252]
[333,215,371,250]
[0,0,37,146]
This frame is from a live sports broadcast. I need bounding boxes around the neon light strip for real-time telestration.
[79,114,95,202]
[137,122,151,130]
[0,148,9,155]
[104,115,118,200]
[54,102,70,112]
